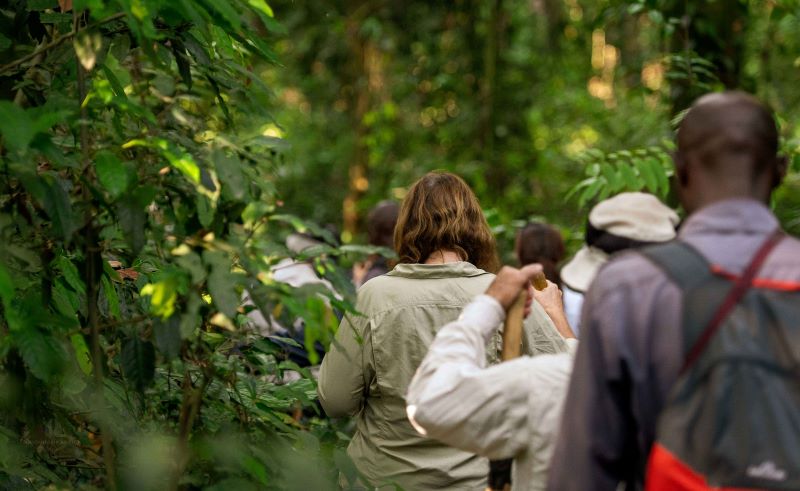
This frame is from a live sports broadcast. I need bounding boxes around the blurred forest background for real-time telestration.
[1,0,800,490]
[271,0,800,256]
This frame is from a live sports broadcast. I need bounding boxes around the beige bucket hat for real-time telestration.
[561,192,679,292]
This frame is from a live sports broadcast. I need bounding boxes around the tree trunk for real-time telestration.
[343,1,385,241]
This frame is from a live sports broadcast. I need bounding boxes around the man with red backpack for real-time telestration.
[548,91,800,490]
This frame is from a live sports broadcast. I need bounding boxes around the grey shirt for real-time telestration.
[548,199,800,490]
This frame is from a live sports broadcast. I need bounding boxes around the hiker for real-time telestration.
[549,91,800,490]
[406,264,576,491]
[317,171,569,489]
[515,221,565,285]
[244,232,339,371]
[352,200,399,288]
[560,192,678,335]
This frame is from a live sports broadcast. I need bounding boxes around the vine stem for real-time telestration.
[169,367,212,490]
[73,8,117,490]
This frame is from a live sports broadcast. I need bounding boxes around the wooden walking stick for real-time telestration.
[486,271,548,491]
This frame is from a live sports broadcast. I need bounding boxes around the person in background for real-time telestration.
[352,200,399,288]
[515,221,566,285]
[317,171,568,490]
[548,92,800,490]
[560,192,679,335]
[244,232,338,370]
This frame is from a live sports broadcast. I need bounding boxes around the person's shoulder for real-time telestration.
[775,233,800,260]
[594,249,665,290]
[355,273,397,303]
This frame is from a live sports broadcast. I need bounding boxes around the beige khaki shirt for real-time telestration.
[317,262,567,490]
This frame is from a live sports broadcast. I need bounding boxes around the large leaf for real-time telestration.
[101,274,121,319]
[0,103,71,154]
[55,255,85,294]
[213,149,247,200]
[0,262,13,307]
[140,276,180,319]
[121,336,155,392]
[95,151,132,199]
[70,334,93,376]
[0,102,34,153]
[15,328,67,383]
[19,173,77,242]
[153,316,181,360]
[117,193,147,255]
[203,250,240,319]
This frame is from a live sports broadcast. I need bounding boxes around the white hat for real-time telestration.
[588,192,679,243]
[561,192,678,292]
[561,246,609,292]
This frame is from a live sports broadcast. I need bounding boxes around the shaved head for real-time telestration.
[674,91,785,213]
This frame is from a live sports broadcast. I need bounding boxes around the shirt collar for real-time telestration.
[387,261,489,279]
[679,198,779,238]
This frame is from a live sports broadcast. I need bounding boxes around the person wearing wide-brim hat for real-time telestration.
[561,192,679,335]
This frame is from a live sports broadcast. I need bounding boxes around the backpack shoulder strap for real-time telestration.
[638,241,712,292]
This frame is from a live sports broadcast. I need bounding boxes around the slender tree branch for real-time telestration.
[74,8,117,490]
[0,12,126,75]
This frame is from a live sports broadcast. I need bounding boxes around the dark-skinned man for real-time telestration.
[548,91,800,490]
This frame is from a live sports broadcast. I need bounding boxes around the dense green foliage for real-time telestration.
[1,1,800,490]
[0,1,360,489]
[270,0,800,255]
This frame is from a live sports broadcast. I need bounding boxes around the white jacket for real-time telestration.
[406,295,577,491]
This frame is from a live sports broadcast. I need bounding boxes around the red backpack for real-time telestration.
[640,231,800,490]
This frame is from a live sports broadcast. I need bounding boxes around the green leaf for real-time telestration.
[171,39,193,89]
[153,316,181,360]
[175,251,206,284]
[121,336,155,392]
[170,154,201,184]
[117,194,147,255]
[579,179,604,208]
[141,276,180,319]
[618,163,640,190]
[214,150,246,200]
[55,256,86,294]
[20,174,77,242]
[101,275,121,320]
[0,262,13,307]
[52,280,79,318]
[70,334,93,376]
[197,195,215,228]
[248,0,274,17]
[649,157,671,195]
[28,0,58,10]
[638,157,660,193]
[600,163,619,191]
[0,100,69,154]
[203,251,240,319]
[15,328,67,383]
[95,151,132,199]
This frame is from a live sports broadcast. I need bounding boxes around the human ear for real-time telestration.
[773,155,788,189]
[673,151,689,187]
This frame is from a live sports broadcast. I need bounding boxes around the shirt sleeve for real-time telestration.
[406,296,577,460]
[547,280,639,490]
[317,312,370,417]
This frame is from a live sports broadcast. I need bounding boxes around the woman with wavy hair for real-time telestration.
[318,171,567,489]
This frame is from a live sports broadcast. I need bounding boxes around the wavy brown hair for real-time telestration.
[394,171,499,272]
